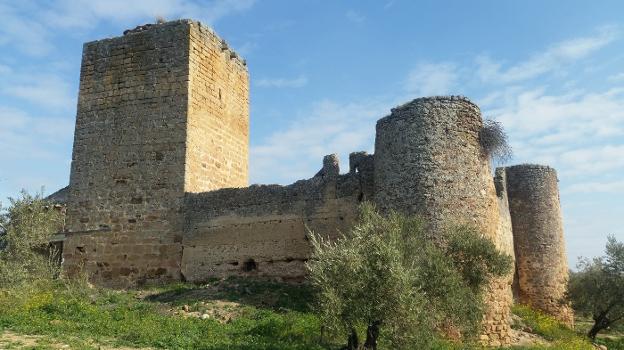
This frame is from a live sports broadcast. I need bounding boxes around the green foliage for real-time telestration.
[568,235,624,339]
[306,203,512,349]
[0,279,325,350]
[512,305,580,342]
[0,190,63,286]
[0,278,619,349]
[445,225,513,292]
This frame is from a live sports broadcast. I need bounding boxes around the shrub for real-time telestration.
[306,203,512,349]
[0,190,63,286]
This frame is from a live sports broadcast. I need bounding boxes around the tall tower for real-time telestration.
[62,20,249,286]
[373,96,513,346]
[506,164,574,325]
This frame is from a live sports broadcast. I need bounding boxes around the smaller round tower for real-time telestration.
[506,164,574,326]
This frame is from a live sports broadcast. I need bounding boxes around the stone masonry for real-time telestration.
[505,165,574,326]
[63,20,248,286]
[374,97,512,345]
[51,19,573,345]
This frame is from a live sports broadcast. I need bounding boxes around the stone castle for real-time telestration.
[48,19,572,345]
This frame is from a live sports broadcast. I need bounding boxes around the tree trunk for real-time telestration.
[588,313,611,340]
[364,321,381,350]
[345,327,359,350]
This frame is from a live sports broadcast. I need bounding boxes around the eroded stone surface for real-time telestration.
[373,96,513,345]
[506,165,574,326]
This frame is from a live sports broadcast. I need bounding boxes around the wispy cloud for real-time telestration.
[42,0,256,29]
[477,26,619,83]
[255,75,309,88]
[487,87,624,138]
[566,180,624,194]
[234,41,257,57]
[0,2,55,56]
[405,62,457,96]
[346,10,366,23]
[250,97,397,184]
[0,0,257,55]
[608,72,624,82]
[1,74,75,110]
[0,106,73,161]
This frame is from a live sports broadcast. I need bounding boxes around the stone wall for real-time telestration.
[186,22,249,192]
[63,20,249,287]
[64,21,191,286]
[506,164,574,326]
[181,154,373,282]
[373,96,512,346]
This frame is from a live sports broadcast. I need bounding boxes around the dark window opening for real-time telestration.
[242,259,257,272]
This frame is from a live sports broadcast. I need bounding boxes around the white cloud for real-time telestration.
[477,26,618,83]
[250,97,398,184]
[566,180,624,194]
[0,106,74,161]
[0,0,256,55]
[0,3,55,56]
[43,0,256,29]
[608,72,624,82]
[346,10,365,23]
[486,87,624,140]
[255,75,308,88]
[234,41,257,57]
[405,62,457,97]
[559,145,624,177]
[1,75,75,110]
[0,64,12,75]
[483,86,624,180]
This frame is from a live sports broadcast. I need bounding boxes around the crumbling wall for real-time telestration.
[181,154,374,282]
[506,164,574,326]
[373,96,512,346]
[492,168,516,339]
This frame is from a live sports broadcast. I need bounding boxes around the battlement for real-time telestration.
[381,95,478,123]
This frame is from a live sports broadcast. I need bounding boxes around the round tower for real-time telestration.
[506,164,574,325]
[373,96,512,345]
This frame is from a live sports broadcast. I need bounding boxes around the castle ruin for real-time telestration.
[49,19,573,346]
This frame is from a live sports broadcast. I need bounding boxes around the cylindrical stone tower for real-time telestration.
[506,164,574,326]
[373,96,512,346]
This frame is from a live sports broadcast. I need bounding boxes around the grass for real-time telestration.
[575,314,624,350]
[0,280,622,349]
[0,278,325,350]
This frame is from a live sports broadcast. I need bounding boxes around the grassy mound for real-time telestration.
[1,279,622,349]
[0,279,323,350]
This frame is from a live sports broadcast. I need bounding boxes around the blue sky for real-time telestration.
[0,0,623,267]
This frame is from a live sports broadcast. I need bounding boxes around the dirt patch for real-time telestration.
[509,328,549,347]
[0,331,46,349]
[172,300,242,323]
[0,331,152,349]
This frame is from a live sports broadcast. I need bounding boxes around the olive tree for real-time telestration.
[568,236,624,340]
[0,190,63,285]
[306,203,512,349]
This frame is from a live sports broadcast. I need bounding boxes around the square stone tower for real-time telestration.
[62,20,249,286]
